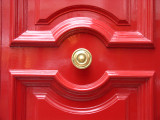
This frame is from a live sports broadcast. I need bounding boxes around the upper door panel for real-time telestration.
[11,0,153,48]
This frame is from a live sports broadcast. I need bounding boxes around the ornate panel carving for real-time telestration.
[10,70,154,119]
[10,0,153,48]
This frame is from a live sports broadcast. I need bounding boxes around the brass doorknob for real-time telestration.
[71,48,92,69]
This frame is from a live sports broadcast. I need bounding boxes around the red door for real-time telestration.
[1,0,160,120]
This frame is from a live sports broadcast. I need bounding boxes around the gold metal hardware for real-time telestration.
[71,48,92,69]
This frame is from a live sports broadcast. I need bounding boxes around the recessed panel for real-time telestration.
[11,0,153,47]
[36,0,129,24]
[10,70,154,120]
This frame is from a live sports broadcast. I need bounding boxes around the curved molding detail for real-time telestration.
[10,70,154,92]
[35,5,130,25]
[10,70,154,99]
[35,93,128,114]
[11,17,153,48]
[11,0,154,48]
[10,69,154,116]
[11,17,114,47]
[10,70,110,101]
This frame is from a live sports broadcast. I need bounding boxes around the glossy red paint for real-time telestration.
[1,0,160,120]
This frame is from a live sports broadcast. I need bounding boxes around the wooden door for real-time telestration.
[1,0,160,120]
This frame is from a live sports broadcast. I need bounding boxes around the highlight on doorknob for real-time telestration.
[71,48,92,69]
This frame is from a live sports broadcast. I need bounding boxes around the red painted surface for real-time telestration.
[1,0,160,120]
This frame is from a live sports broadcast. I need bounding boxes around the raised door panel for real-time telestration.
[11,0,153,47]
[10,70,154,120]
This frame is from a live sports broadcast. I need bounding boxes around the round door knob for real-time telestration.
[71,48,92,69]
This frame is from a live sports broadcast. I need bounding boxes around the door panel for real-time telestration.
[10,0,153,48]
[11,70,153,120]
[1,0,160,120]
